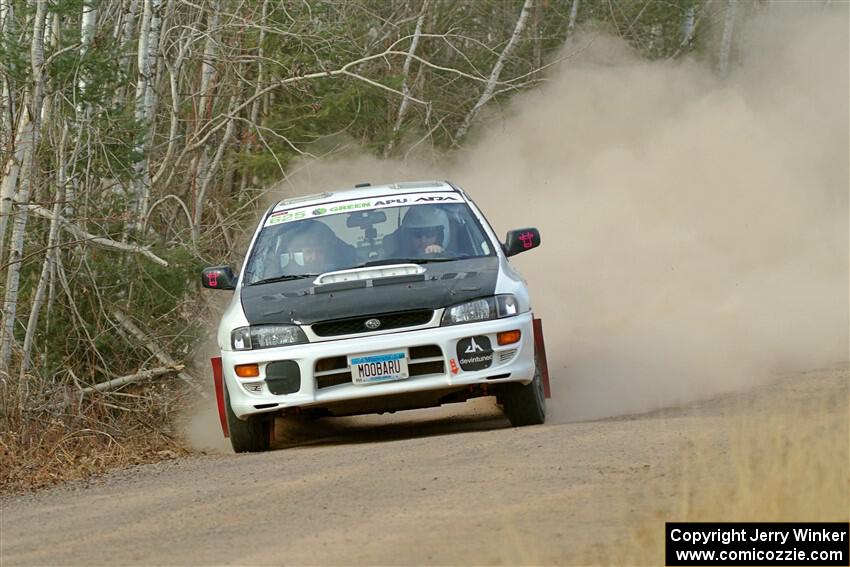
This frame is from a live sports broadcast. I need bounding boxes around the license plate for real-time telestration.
[348,350,409,385]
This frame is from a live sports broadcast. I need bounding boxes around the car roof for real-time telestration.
[271,180,461,212]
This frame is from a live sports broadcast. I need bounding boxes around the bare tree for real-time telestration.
[1,0,49,373]
[192,97,238,245]
[0,0,744,486]
[384,0,430,158]
[0,111,29,260]
[127,0,163,237]
[531,0,543,70]
[187,1,221,242]
[119,0,140,73]
[454,0,534,143]
[0,0,16,153]
[567,0,580,39]
[718,0,737,77]
[20,128,67,376]
[681,5,696,47]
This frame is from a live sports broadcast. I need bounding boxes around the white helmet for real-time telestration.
[279,220,337,271]
[401,206,450,248]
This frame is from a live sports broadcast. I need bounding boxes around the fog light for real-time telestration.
[235,363,260,378]
[265,360,301,395]
[497,330,521,346]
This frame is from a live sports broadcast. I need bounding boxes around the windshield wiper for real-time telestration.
[248,274,318,286]
[413,257,468,264]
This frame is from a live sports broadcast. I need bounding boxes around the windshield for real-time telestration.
[243,196,494,285]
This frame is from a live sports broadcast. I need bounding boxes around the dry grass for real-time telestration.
[0,383,189,494]
[588,373,850,565]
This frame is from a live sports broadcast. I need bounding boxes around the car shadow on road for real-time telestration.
[271,400,510,450]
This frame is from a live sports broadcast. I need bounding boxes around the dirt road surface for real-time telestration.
[2,366,846,565]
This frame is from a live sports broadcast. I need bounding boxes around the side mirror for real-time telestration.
[504,228,541,257]
[201,266,237,290]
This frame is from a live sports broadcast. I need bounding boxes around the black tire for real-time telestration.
[502,358,546,427]
[224,383,271,453]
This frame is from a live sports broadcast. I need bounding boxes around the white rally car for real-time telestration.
[203,180,550,452]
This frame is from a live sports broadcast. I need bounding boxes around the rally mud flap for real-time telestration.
[532,317,552,398]
[211,356,230,437]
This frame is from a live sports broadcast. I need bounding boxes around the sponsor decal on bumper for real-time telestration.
[456,335,493,371]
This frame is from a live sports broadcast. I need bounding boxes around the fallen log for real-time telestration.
[81,365,185,394]
[112,310,208,399]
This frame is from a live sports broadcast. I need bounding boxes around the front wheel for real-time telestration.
[224,383,271,453]
[501,359,546,426]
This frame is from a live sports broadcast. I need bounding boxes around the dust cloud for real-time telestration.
[181,332,232,452]
[461,7,850,421]
[187,5,848,448]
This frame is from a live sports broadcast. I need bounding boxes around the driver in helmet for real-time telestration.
[282,221,342,274]
[400,206,450,256]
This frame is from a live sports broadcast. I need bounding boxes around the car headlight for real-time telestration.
[231,325,307,350]
[441,294,518,325]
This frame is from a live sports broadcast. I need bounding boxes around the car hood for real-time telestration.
[240,257,499,325]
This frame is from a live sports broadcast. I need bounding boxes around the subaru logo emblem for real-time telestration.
[365,318,381,330]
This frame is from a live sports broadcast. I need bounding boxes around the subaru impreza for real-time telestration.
[203,180,550,452]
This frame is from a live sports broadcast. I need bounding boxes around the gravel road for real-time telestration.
[2,366,846,565]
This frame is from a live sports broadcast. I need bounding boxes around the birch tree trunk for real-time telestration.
[114,0,139,107]
[248,0,269,132]
[77,1,97,99]
[718,0,737,78]
[0,0,15,152]
[79,1,97,59]
[0,0,20,258]
[531,0,542,70]
[567,0,580,38]
[39,13,60,127]
[20,126,68,376]
[138,0,163,228]
[681,5,695,47]
[238,0,268,194]
[190,2,220,209]
[0,111,29,261]
[127,0,161,237]
[198,3,219,124]
[454,0,533,143]
[0,77,11,153]
[383,0,429,158]
[1,0,49,373]
[119,0,139,61]
[62,0,97,218]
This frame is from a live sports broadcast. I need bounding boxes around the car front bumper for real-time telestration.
[221,312,536,419]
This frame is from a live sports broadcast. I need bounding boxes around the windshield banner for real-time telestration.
[264,192,462,227]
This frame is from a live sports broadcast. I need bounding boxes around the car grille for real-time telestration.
[311,309,434,337]
[314,345,444,389]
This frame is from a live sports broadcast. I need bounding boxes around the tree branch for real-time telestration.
[81,365,185,394]
[26,204,169,266]
[112,309,207,399]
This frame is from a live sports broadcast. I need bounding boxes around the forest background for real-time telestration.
[0,0,816,490]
